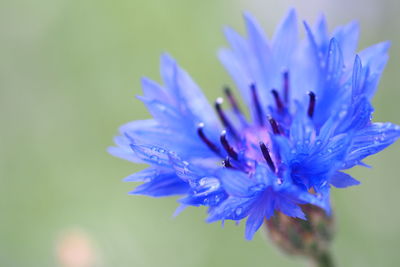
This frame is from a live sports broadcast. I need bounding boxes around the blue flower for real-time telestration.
[109,9,400,240]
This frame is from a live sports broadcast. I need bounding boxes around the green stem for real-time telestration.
[311,251,335,267]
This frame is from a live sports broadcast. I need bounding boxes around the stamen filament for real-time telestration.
[271,89,284,112]
[308,91,316,118]
[260,142,276,172]
[197,123,221,155]
[268,116,281,135]
[220,130,238,160]
[250,84,264,126]
[224,86,243,116]
[283,71,290,103]
[215,97,239,139]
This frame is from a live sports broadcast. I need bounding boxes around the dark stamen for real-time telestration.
[250,84,264,126]
[222,157,234,169]
[215,97,239,139]
[197,123,220,155]
[268,116,281,135]
[224,86,243,116]
[259,142,276,172]
[307,91,316,118]
[283,72,290,103]
[271,89,284,112]
[224,86,248,126]
[220,130,238,160]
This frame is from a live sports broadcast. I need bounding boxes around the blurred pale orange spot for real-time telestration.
[56,229,97,267]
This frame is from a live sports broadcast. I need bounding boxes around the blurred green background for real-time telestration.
[1,0,400,266]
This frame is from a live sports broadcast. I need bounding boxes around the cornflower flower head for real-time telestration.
[109,9,400,244]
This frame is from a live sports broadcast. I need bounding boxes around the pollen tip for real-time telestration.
[216,97,224,105]
[283,71,289,78]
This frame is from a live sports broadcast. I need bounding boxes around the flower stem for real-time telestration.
[310,251,335,267]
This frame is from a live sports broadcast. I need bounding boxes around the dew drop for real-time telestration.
[150,155,159,161]
[235,207,243,216]
[339,110,347,118]
[249,184,265,193]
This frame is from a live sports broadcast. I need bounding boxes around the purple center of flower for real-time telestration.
[197,72,317,174]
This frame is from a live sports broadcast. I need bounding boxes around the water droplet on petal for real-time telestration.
[249,184,265,194]
[235,207,243,216]
[150,155,159,161]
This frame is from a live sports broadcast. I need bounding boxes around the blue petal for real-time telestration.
[330,171,360,188]
[253,164,275,185]
[333,21,359,64]
[336,97,373,133]
[358,42,390,99]
[207,196,254,222]
[138,97,186,128]
[223,26,248,59]
[130,172,189,197]
[314,38,345,125]
[141,77,173,105]
[243,12,275,101]
[173,204,188,217]
[344,122,400,168]
[221,28,254,106]
[218,168,259,197]
[358,42,390,70]
[313,14,329,53]
[107,145,141,163]
[326,38,344,84]
[272,8,298,68]
[160,53,180,97]
[245,203,266,240]
[314,185,332,215]
[303,21,322,67]
[108,131,143,163]
[123,168,158,182]
[159,53,220,128]
[129,143,172,167]
[352,55,364,99]
[180,189,227,207]
[120,118,215,159]
[277,198,306,220]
